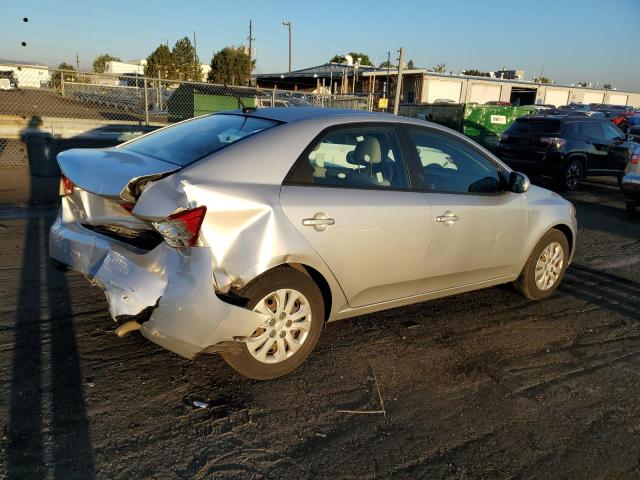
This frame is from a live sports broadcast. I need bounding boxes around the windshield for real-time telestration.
[119,114,280,166]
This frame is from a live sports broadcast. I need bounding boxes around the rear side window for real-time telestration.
[580,122,603,140]
[285,125,409,190]
[563,123,580,139]
[119,114,279,166]
[507,119,562,135]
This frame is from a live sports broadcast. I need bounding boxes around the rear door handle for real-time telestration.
[435,211,459,226]
[302,212,335,231]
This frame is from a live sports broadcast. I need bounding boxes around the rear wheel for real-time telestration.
[221,267,324,380]
[559,160,583,191]
[515,229,569,300]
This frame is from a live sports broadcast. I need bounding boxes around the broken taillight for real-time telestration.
[151,206,207,248]
[60,174,75,196]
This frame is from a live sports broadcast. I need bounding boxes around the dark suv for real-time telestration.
[497,114,638,190]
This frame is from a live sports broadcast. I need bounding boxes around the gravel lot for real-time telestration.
[1,167,639,479]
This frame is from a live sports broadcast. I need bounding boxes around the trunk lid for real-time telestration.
[57,148,180,200]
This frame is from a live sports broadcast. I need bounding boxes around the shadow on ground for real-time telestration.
[5,175,96,479]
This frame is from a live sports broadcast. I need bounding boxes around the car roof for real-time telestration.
[228,107,395,124]
[519,114,601,122]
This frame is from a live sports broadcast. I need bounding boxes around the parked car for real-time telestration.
[621,146,640,216]
[50,108,577,379]
[557,103,590,112]
[497,114,638,190]
[592,104,635,131]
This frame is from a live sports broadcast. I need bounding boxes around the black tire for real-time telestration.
[559,159,584,191]
[221,267,324,380]
[515,229,570,300]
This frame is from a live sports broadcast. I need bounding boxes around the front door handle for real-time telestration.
[302,212,335,231]
[435,211,459,226]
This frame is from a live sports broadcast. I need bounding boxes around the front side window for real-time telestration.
[285,125,409,189]
[120,114,279,166]
[408,128,502,194]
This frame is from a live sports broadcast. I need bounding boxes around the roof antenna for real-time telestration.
[224,85,256,113]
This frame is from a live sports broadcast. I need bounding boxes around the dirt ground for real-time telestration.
[0,166,639,479]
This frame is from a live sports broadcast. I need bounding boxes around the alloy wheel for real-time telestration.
[565,162,582,190]
[534,241,564,290]
[246,289,312,364]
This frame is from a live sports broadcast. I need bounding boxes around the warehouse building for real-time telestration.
[361,70,640,107]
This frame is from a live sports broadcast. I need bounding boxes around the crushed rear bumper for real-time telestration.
[49,198,268,359]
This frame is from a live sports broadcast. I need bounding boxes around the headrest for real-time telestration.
[351,137,382,165]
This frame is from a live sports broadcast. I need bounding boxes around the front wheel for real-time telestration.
[515,229,569,300]
[221,267,324,380]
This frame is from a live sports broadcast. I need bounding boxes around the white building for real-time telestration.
[104,60,146,76]
[0,63,50,88]
[105,59,210,81]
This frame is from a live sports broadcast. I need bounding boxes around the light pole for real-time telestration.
[282,21,292,73]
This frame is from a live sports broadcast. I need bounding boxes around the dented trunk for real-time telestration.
[57,148,179,200]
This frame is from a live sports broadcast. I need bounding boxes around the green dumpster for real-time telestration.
[463,105,536,152]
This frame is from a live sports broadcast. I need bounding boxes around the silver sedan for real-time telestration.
[50,108,577,379]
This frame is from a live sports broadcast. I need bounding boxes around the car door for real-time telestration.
[580,121,610,171]
[601,122,633,173]
[280,123,431,308]
[404,126,528,293]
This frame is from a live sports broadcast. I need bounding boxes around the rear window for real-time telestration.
[119,114,279,166]
[507,119,562,135]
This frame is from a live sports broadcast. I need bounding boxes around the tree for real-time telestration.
[463,69,490,77]
[432,63,446,73]
[51,62,76,87]
[207,46,254,85]
[603,83,612,89]
[379,60,396,68]
[330,52,373,66]
[92,53,121,73]
[407,59,415,69]
[145,44,176,80]
[172,36,202,82]
[534,76,552,84]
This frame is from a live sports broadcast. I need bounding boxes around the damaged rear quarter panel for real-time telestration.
[132,119,348,315]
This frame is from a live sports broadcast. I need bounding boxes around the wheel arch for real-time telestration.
[551,223,574,257]
[566,153,588,173]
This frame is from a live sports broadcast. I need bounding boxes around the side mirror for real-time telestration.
[510,171,530,193]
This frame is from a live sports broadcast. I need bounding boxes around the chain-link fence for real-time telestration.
[0,65,373,167]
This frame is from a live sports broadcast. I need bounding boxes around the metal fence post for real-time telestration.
[143,77,149,126]
[272,86,276,107]
[61,76,65,96]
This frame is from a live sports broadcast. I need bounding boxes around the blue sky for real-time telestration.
[1,0,639,91]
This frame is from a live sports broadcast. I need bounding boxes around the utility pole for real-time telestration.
[193,31,197,60]
[75,51,80,70]
[393,47,404,115]
[282,20,292,73]
[248,19,255,82]
[385,51,390,98]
